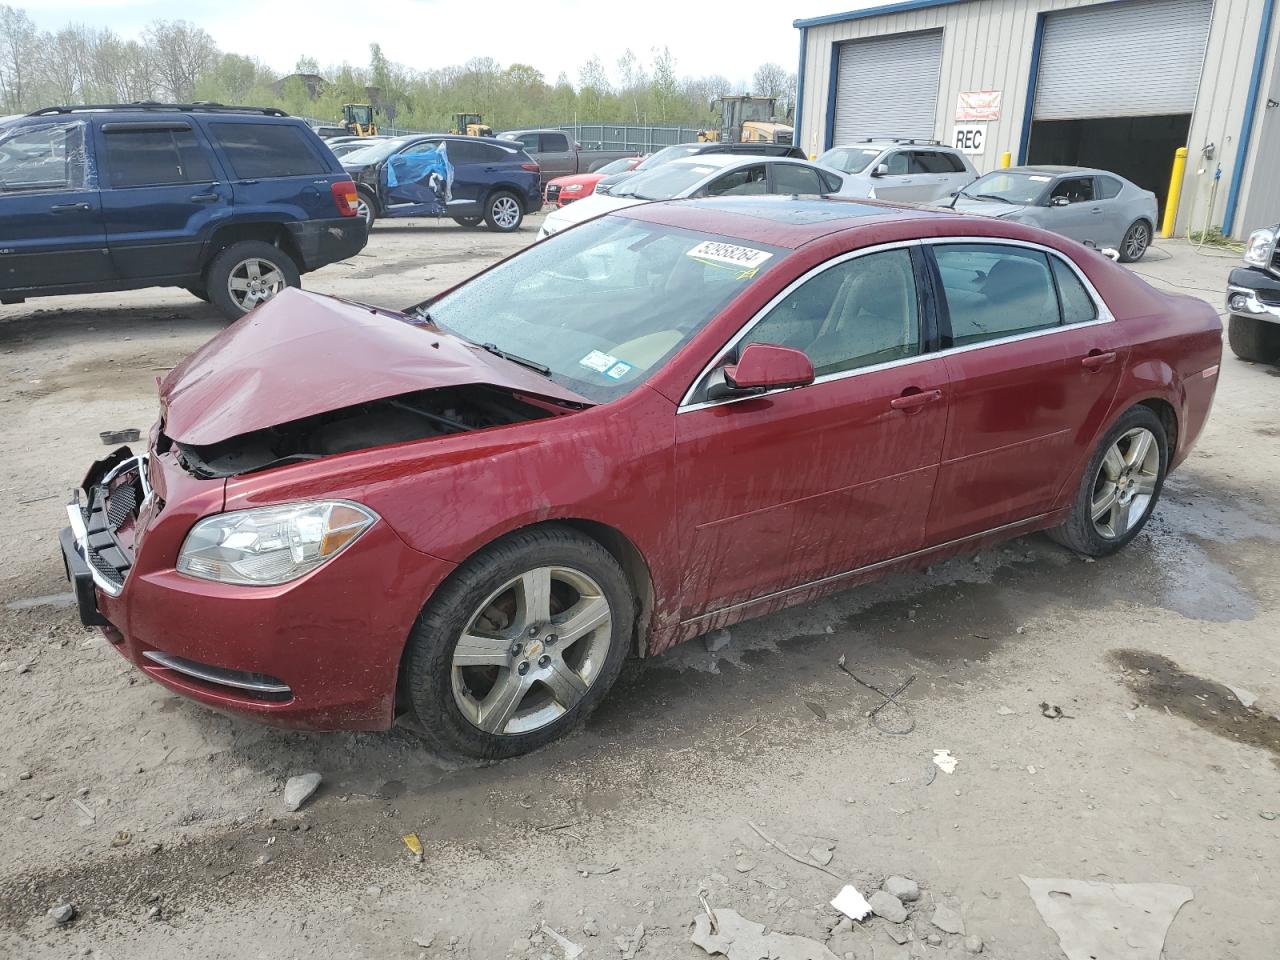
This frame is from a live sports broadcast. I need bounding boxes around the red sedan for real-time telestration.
[543,155,642,206]
[62,197,1221,759]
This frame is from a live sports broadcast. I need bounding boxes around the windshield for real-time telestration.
[635,144,702,171]
[425,217,785,403]
[595,156,637,175]
[959,171,1051,205]
[611,162,720,200]
[817,147,882,174]
[341,137,408,165]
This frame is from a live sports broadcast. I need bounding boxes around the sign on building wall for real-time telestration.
[953,124,987,155]
[956,90,1002,122]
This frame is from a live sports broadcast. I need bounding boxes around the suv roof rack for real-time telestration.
[27,102,290,118]
[856,137,943,146]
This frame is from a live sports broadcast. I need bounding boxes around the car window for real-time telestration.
[401,139,443,156]
[1050,177,1095,204]
[0,121,88,193]
[705,164,768,197]
[934,244,1061,347]
[102,127,214,188]
[911,150,966,174]
[741,249,920,377]
[1097,176,1123,200]
[208,122,328,178]
[816,146,882,174]
[818,169,844,193]
[884,152,909,175]
[771,163,826,195]
[446,141,486,164]
[514,133,540,152]
[480,143,514,162]
[540,133,569,152]
[1051,257,1099,324]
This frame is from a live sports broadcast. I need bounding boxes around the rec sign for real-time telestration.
[952,124,987,156]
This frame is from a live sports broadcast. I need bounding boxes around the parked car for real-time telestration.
[949,166,1158,262]
[538,154,846,238]
[327,135,389,158]
[545,156,642,207]
[0,103,367,320]
[342,134,541,232]
[1225,224,1280,362]
[816,139,977,204]
[594,140,808,196]
[497,128,636,184]
[60,196,1221,759]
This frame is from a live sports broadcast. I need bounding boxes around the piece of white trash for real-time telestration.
[932,749,958,774]
[830,884,873,921]
[1226,685,1258,708]
[1021,877,1192,960]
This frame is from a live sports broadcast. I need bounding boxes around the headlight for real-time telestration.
[1244,228,1276,268]
[563,183,583,193]
[177,501,377,586]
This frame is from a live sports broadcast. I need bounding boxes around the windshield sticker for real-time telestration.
[1028,175,1051,182]
[687,241,774,278]
[605,361,633,380]
[579,350,618,372]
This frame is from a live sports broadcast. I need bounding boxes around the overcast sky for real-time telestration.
[27,0,883,86]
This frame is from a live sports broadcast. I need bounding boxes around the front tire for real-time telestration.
[1227,313,1280,363]
[1118,220,1152,263]
[401,525,634,760]
[483,191,523,232]
[356,190,377,230]
[205,241,300,320]
[452,216,483,228]
[1048,406,1167,557]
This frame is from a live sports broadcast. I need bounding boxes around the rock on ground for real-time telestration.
[283,772,322,812]
[931,905,965,935]
[883,876,920,902]
[868,891,907,924]
[47,903,75,925]
[704,628,732,653]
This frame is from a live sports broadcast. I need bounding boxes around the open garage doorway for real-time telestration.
[1027,114,1191,218]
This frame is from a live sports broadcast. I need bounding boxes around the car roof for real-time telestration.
[662,153,754,170]
[1006,165,1118,177]
[830,140,956,150]
[618,196,946,249]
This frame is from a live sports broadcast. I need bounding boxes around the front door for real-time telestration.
[869,150,924,202]
[925,241,1127,542]
[675,245,949,618]
[0,119,112,292]
[1042,176,1105,246]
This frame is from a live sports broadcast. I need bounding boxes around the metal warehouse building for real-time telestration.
[794,0,1280,238]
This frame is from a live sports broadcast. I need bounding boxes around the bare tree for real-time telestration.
[0,4,37,111]
[650,47,678,122]
[751,62,789,100]
[144,19,219,101]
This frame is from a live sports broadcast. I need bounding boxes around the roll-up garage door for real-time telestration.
[832,31,943,144]
[1034,0,1212,121]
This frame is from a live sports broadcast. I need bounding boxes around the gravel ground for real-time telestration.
[1,219,1277,960]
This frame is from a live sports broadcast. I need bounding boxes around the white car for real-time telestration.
[816,139,977,204]
[537,154,847,239]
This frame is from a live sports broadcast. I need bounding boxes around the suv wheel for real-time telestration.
[355,190,377,229]
[1228,313,1280,363]
[206,241,300,320]
[484,191,523,232]
[452,216,483,228]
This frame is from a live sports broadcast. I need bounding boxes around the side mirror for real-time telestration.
[872,163,890,178]
[1050,195,1070,207]
[710,343,814,400]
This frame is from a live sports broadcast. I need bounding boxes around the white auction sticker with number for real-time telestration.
[686,241,773,270]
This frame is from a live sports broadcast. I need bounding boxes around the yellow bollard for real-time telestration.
[1161,147,1189,239]
[999,151,1011,169]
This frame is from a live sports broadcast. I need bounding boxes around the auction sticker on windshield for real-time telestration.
[687,241,773,278]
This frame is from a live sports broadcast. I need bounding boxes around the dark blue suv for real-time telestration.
[340,134,541,233]
[0,103,367,320]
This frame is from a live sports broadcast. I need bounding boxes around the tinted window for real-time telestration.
[1050,176,1095,204]
[540,133,569,152]
[771,163,825,195]
[103,127,214,187]
[480,143,515,162]
[884,152,909,175]
[705,164,768,197]
[912,150,965,174]
[1097,176,1122,200]
[1051,257,1098,324]
[514,133,540,152]
[0,121,87,192]
[401,139,443,156]
[818,169,844,193]
[208,122,327,179]
[934,244,1060,346]
[447,141,488,163]
[742,249,920,377]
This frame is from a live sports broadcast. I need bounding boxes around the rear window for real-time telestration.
[208,122,327,179]
[912,151,966,174]
[1098,176,1123,200]
[540,133,569,152]
[103,126,214,187]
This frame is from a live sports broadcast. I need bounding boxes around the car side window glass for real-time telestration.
[540,133,569,152]
[1050,177,1095,204]
[1097,176,1122,200]
[0,121,88,193]
[517,134,540,152]
[818,169,844,193]
[208,122,327,178]
[771,163,824,195]
[884,152,909,175]
[741,249,920,377]
[1051,257,1099,325]
[481,144,512,162]
[911,151,956,174]
[447,141,482,163]
[401,140,443,156]
[705,165,768,197]
[934,244,1061,347]
[103,128,214,188]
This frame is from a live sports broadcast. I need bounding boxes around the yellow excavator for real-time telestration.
[341,104,378,136]
[452,113,494,138]
[698,96,794,146]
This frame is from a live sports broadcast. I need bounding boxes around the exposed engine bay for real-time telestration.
[165,384,568,479]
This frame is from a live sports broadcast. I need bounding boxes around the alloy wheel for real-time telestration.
[491,195,520,229]
[356,197,373,227]
[450,566,613,736]
[1090,427,1160,539]
[227,258,287,312]
[1124,222,1150,261]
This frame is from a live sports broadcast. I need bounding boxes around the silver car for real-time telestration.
[816,139,978,204]
[950,165,1159,263]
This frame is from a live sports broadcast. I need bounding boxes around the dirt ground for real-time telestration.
[1,217,1278,960]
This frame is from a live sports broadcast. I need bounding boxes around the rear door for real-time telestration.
[202,119,336,221]
[0,119,112,292]
[767,162,838,196]
[95,120,231,280]
[441,139,485,215]
[912,150,972,203]
[924,241,1127,543]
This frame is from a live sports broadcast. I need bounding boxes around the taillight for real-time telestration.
[521,162,540,173]
[331,180,359,217]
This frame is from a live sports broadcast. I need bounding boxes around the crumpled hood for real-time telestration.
[950,198,1033,220]
[160,288,591,446]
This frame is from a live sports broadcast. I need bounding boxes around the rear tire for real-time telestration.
[1118,220,1152,262]
[483,191,523,232]
[1047,405,1167,557]
[1227,313,1280,363]
[401,525,633,760]
[205,240,300,321]
[452,216,483,228]
[185,285,209,303]
[356,190,377,230]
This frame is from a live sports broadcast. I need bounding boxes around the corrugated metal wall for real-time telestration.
[1234,11,1280,237]
[797,0,1273,236]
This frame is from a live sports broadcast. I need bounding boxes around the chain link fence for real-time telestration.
[554,124,704,152]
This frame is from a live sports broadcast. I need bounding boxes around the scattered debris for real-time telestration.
[1022,876,1193,960]
[996,706,1015,716]
[583,917,600,937]
[807,842,834,866]
[1226,685,1258,708]
[99,428,141,445]
[964,934,985,953]
[733,856,756,873]
[691,908,839,960]
[836,655,917,734]
[18,771,32,781]
[615,922,645,959]
[110,831,131,847]
[885,925,910,945]
[829,884,872,921]
[73,798,95,822]
[1040,702,1074,720]
[283,772,322,812]
[931,904,965,935]
[1261,811,1278,821]
[578,862,620,877]
[47,903,75,925]
[868,890,907,923]
[884,876,920,902]
[932,749,958,774]
[412,933,435,949]
[403,833,424,861]
[704,628,732,653]
[541,923,585,959]
[746,820,845,881]
[804,701,828,721]
[1027,765,1037,775]
[699,895,719,935]
[16,660,33,675]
